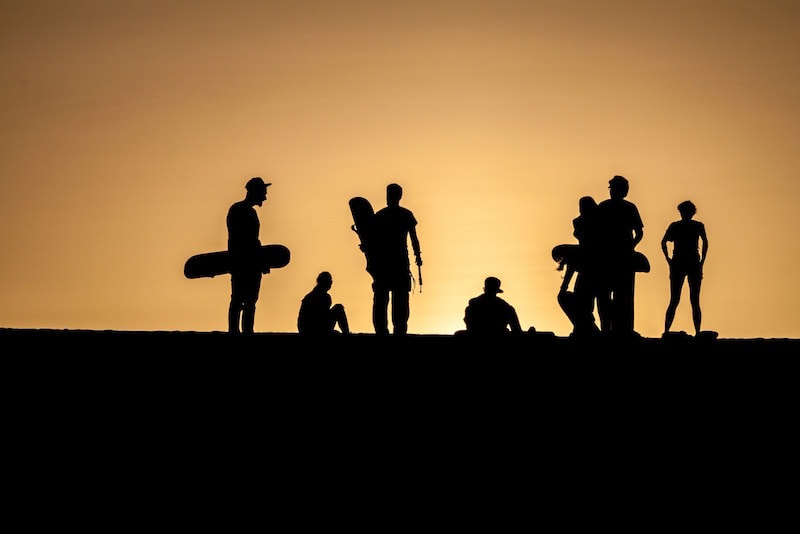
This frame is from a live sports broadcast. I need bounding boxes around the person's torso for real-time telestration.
[597,199,642,250]
[666,220,703,262]
[372,206,416,261]
[227,201,261,251]
[298,289,332,332]
[573,213,603,259]
[466,295,512,332]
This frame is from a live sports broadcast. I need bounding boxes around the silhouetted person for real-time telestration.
[596,175,644,335]
[555,196,601,336]
[463,276,523,335]
[370,183,422,335]
[297,271,350,336]
[661,200,708,336]
[227,177,270,335]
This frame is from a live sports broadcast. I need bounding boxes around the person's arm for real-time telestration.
[508,305,523,333]
[463,303,474,330]
[409,227,422,266]
[632,226,644,249]
[661,226,672,264]
[699,223,708,265]
[632,205,644,248]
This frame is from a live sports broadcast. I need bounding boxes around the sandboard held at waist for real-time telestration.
[184,244,290,279]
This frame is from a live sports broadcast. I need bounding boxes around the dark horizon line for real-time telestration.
[2,326,798,342]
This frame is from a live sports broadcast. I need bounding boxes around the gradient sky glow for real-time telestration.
[1,0,798,338]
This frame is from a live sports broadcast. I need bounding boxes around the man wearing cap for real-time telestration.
[226,176,271,334]
[596,175,644,335]
[463,276,523,335]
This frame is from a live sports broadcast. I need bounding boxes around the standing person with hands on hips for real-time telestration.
[661,200,709,337]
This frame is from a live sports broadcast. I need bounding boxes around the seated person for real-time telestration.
[297,271,350,335]
[463,276,523,335]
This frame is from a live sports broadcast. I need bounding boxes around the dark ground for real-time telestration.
[8,327,798,426]
[4,328,798,521]
[6,328,798,394]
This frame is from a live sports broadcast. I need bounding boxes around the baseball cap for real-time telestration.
[246,177,272,191]
[485,276,503,294]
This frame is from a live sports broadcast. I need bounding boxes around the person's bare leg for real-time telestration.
[228,301,241,334]
[664,275,683,334]
[332,303,350,334]
[241,303,256,334]
[689,277,702,336]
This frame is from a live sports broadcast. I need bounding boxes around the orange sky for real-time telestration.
[1,0,798,338]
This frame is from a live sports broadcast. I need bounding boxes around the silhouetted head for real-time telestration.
[316,271,333,290]
[484,276,504,295]
[245,176,271,205]
[678,200,696,219]
[608,175,629,199]
[387,183,403,206]
[579,196,597,214]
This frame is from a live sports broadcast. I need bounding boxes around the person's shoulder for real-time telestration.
[374,206,393,219]
[228,199,249,213]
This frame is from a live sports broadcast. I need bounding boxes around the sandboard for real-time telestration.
[551,244,650,273]
[349,196,375,273]
[552,244,581,265]
[633,251,650,273]
[184,244,290,279]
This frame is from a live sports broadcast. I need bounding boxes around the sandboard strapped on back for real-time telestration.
[349,196,375,273]
[184,244,291,279]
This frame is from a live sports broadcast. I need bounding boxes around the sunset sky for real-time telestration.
[2,0,798,338]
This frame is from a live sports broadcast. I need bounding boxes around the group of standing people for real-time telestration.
[223,174,708,338]
[225,178,421,336]
[554,175,708,338]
